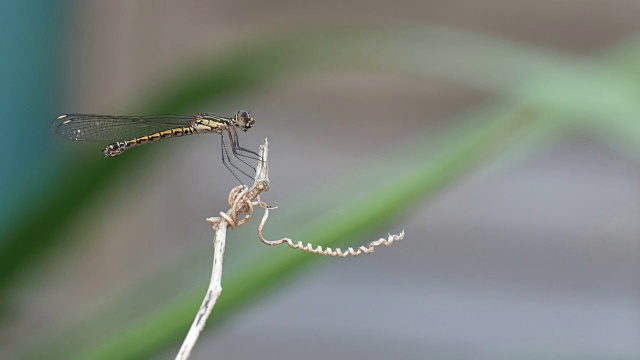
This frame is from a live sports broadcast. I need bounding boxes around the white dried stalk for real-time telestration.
[176,136,404,359]
[174,220,227,360]
[258,206,404,257]
[175,138,270,360]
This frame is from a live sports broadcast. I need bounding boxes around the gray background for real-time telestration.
[1,1,638,359]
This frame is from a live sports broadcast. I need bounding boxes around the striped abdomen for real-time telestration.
[102,126,197,157]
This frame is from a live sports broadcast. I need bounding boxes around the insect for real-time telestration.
[51,110,260,182]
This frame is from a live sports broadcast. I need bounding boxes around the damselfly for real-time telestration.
[51,110,260,182]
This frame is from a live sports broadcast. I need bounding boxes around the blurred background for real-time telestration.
[1,1,639,359]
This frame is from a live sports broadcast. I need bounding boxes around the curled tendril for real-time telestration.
[257,206,404,257]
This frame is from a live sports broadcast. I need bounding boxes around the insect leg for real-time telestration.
[220,134,244,183]
[230,126,261,161]
[226,129,258,171]
[221,133,255,181]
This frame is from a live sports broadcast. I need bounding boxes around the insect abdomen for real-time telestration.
[102,126,195,157]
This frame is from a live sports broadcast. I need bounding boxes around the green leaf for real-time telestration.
[7,23,640,359]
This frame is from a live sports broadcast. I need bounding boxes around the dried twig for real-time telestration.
[175,138,270,360]
[175,137,404,359]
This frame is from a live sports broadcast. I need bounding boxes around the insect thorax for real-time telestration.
[192,114,230,134]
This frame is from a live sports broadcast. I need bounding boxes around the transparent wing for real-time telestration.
[51,114,196,141]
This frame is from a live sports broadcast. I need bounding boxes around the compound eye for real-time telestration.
[236,110,254,129]
[237,110,250,126]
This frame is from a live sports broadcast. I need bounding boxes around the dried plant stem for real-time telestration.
[175,136,404,359]
[174,220,227,360]
[175,138,270,360]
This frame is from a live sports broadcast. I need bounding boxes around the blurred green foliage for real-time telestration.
[3,23,640,359]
